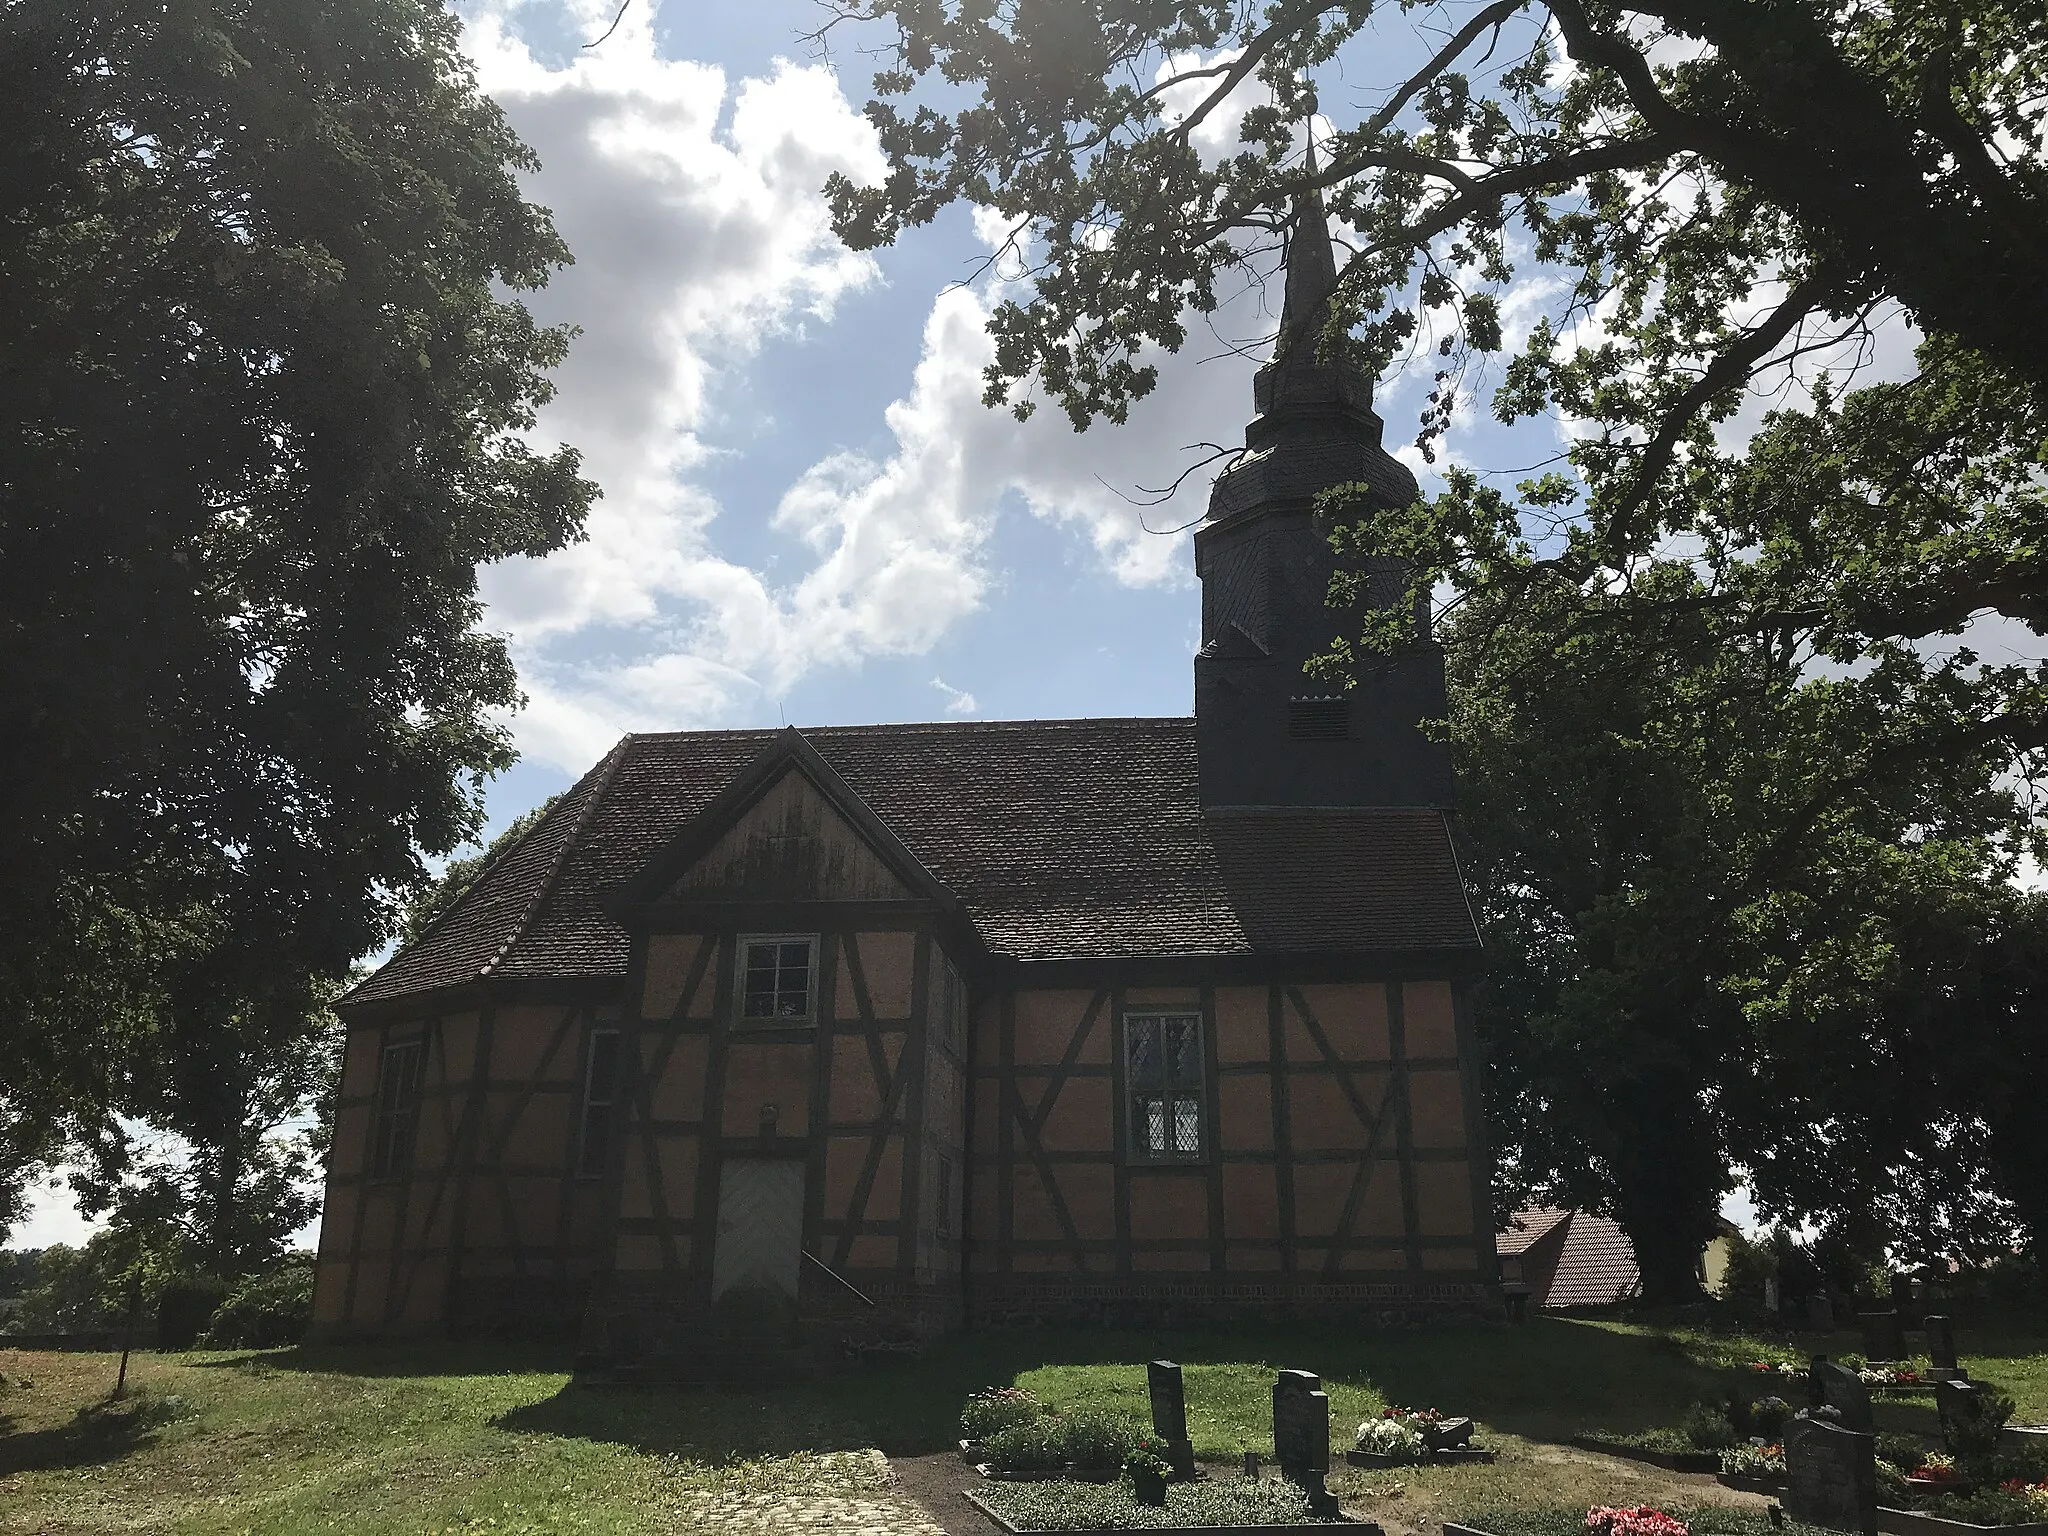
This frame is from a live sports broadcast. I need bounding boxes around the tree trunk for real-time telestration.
[207,1069,247,1277]
[1607,1069,1725,1303]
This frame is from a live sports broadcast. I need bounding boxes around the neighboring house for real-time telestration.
[1498,1208,1746,1307]
[1701,1218,1746,1297]
[310,198,1494,1362]
[1496,1208,1642,1308]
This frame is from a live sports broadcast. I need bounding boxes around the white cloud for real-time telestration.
[451,3,1283,772]
[931,677,978,715]
[10,1173,102,1249]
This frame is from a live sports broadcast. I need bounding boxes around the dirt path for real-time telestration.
[889,1451,1007,1536]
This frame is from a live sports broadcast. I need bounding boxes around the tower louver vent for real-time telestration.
[1288,697,1349,741]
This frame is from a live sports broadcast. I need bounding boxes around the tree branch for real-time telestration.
[1357,0,1534,142]
[583,0,631,49]
[1596,258,1849,551]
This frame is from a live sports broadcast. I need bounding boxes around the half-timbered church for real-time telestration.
[311,198,1496,1360]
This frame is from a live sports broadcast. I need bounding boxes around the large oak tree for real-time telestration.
[0,1,594,1230]
[820,0,2048,1288]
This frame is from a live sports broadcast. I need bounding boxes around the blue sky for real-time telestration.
[9,0,1964,1248]
[443,0,1563,815]
[464,0,1258,805]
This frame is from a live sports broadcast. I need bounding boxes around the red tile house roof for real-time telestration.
[1498,1206,1643,1308]
[1496,1206,1571,1258]
[348,718,1482,1008]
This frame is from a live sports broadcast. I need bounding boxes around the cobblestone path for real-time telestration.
[670,1450,948,1535]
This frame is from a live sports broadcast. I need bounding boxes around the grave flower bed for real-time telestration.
[1877,1472,2048,1531]
[1585,1394,1797,1475]
[964,1387,1055,1457]
[967,1399,1146,1482]
[967,1475,1353,1531]
[1848,1359,1939,1394]
[1906,1455,1973,1495]
[1348,1405,1495,1467]
[1568,1427,1722,1473]
[1861,1386,2048,1531]
[1586,1509,1690,1536]
[1444,1506,1840,1536]
[1717,1441,1785,1489]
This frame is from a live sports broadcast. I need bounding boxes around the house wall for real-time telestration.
[312,966,1494,1342]
[310,997,621,1339]
[583,920,968,1369]
[967,975,1495,1322]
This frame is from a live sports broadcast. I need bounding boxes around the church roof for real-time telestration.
[346,717,1481,1008]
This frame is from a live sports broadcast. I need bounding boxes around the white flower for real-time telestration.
[1356,1420,1426,1459]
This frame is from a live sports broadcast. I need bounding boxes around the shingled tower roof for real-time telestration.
[1190,185,1454,809]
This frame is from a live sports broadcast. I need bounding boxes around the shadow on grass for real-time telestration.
[496,1382,890,1462]
[182,1340,577,1379]
[491,1317,1732,1462]
[0,1392,177,1477]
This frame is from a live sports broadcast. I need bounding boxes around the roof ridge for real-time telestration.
[478,734,634,980]
[629,716,1193,743]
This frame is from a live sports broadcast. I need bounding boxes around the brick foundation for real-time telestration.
[967,1274,1497,1327]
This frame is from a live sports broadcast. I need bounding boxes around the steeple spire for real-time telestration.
[1277,181,1339,343]
[1243,185,1376,452]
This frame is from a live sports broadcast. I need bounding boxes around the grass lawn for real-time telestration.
[2,1313,2043,1535]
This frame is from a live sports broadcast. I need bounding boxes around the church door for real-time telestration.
[711,1159,805,1301]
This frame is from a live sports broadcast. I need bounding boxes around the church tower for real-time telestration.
[1194,193,1455,808]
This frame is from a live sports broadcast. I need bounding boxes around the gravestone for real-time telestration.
[1809,1358,1875,1432]
[1888,1274,1917,1322]
[1426,1416,1476,1452]
[1272,1370,1341,1518]
[1937,1377,1984,1444]
[1807,1293,1835,1331]
[1923,1316,1964,1381]
[1765,1278,1781,1316]
[1784,1412,1878,1535]
[1148,1359,1198,1481]
[1859,1311,1904,1363]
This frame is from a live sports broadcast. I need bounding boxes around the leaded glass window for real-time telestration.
[1126,1012,1206,1162]
[577,1029,620,1178]
[371,1039,423,1178]
[738,935,816,1022]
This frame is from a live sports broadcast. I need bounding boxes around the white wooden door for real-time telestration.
[711,1159,805,1300]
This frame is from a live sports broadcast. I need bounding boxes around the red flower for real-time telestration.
[1911,1463,1963,1483]
[1588,1506,1690,1536]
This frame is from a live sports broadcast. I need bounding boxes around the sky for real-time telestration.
[8,0,2019,1250]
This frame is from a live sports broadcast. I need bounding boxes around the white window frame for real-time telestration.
[734,933,819,1025]
[1123,1010,1208,1164]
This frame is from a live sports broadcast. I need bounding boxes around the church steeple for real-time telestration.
[1190,191,1455,809]
[1278,186,1340,335]
[1246,190,1381,453]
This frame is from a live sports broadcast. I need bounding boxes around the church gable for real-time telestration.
[663,763,915,903]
